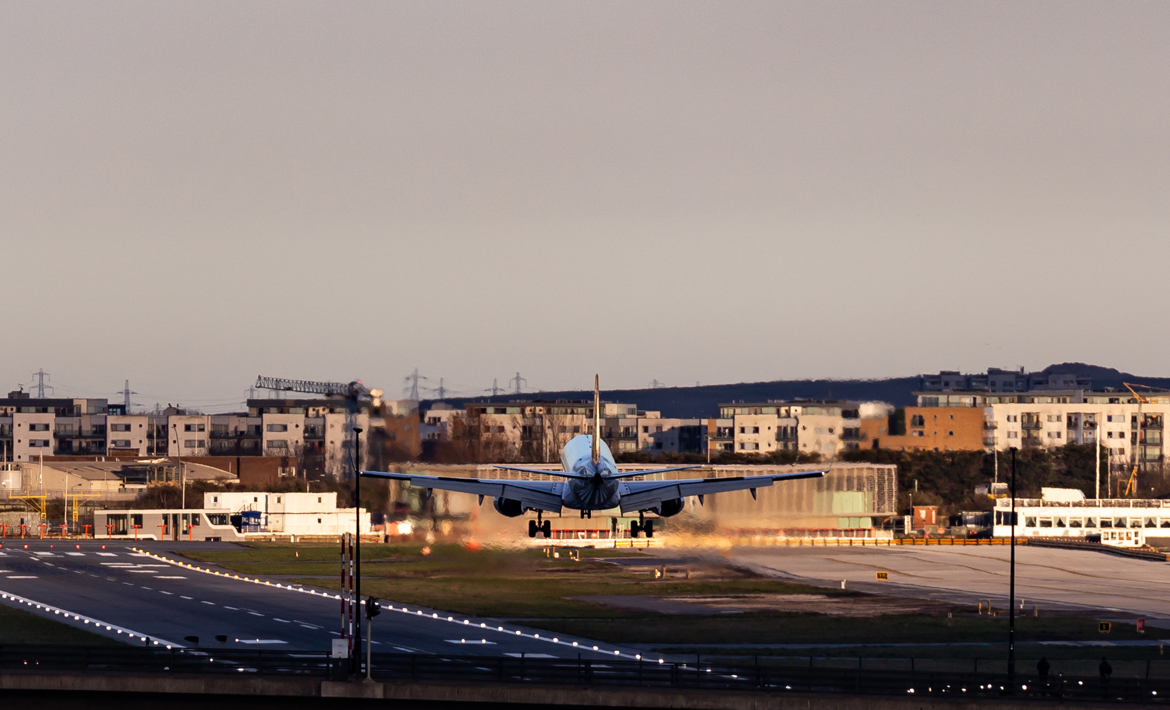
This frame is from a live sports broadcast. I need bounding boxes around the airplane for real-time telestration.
[360,376,829,538]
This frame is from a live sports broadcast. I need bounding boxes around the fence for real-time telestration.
[0,645,1165,703]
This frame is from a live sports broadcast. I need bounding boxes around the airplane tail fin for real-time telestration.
[592,374,602,466]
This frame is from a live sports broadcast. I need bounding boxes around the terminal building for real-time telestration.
[95,491,370,542]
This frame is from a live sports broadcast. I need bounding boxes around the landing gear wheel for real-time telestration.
[644,520,654,538]
[542,520,551,538]
[629,521,641,538]
[528,519,537,538]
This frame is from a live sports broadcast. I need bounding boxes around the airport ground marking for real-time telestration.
[0,587,184,648]
[131,547,662,662]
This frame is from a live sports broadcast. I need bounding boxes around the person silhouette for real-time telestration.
[1099,656,1112,698]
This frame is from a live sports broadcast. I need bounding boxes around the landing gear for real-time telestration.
[630,511,654,539]
[529,513,553,539]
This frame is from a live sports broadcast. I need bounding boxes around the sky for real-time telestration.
[2,2,1168,411]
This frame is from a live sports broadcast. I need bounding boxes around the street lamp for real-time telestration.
[352,426,363,676]
[1008,447,1018,689]
[172,424,185,511]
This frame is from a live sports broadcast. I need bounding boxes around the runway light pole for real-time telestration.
[1008,446,1018,690]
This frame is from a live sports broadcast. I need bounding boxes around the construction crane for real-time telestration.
[1120,383,1170,497]
[255,376,367,399]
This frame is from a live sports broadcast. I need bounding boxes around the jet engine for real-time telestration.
[493,498,525,517]
[655,498,685,517]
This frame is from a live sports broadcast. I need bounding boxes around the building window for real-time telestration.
[910,415,925,427]
[1007,431,1019,439]
[29,423,50,432]
[267,423,288,432]
[267,440,289,450]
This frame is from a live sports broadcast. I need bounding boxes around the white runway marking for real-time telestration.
[66,552,85,556]
[154,576,186,579]
[180,595,193,600]
[201,600,215,605]
[224,606,239,610]
[248,611,264,616]
[505,653,555,658]
[160,591,174,595]
[6,576,37,579]
[447,639,496,645]
[96,553,117,557]
[237,639,287,645]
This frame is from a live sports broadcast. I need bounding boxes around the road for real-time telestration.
[656,544,1170,622]
[0,539,657,661]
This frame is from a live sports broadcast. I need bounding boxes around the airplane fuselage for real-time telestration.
[559,434,620,511]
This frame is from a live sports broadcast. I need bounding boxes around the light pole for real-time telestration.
[1008,447,1018,690]
[352,426,363,676]
[173,424,185,512]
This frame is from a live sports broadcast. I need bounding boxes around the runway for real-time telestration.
[0,540,655,660]
[678,544,1170,621]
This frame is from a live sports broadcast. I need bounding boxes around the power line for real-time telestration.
[485,378,503,396]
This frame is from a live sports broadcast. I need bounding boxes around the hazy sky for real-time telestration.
[2,2,1168,410]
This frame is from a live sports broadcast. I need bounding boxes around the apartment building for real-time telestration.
[462,399,639,461]
[718,401,861,456]
[920,368,1092,393]
[860,406,986,451]
[917,388,1168,471]
[0,392,408,479]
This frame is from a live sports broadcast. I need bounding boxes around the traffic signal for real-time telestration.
[366,596,381,620]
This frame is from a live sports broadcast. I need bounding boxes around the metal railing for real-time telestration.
[0,645,1165,703]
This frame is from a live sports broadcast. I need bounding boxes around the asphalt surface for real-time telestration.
[651,544,1170,624]
[0,539,657,661]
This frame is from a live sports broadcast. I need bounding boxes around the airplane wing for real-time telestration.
[359,470,564,513]
[493,465,581,478]
[617,468,829,514]
[606,465,702,479]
